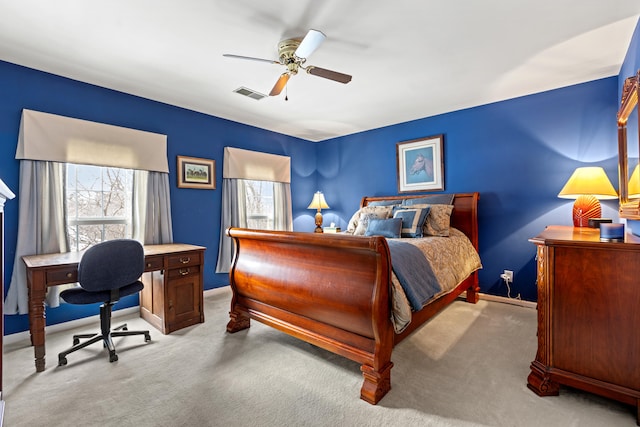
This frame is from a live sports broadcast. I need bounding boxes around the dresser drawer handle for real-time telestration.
[180,257,191,264]
[146,262,152,268]
[66,272,73,278]
[179,268,190,276]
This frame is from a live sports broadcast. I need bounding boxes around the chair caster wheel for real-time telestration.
[122,326,128,331]
[58,357,67,366]
[73,338,80,346]
[144,333,151,342]
[109,352,118,363]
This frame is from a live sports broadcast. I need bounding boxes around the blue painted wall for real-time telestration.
[0,60,318,335]
[1,16,638,335]
[316,77,620,301]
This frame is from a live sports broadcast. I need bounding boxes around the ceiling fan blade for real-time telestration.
[223,54,280,65]
[306,66,352,84]
[294,29,326,59]
[269,73,291,96]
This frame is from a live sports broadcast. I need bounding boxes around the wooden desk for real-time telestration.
[23,243,206,372]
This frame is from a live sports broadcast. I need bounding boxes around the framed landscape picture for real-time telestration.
[177,155,215,189]
[396,134,444,193]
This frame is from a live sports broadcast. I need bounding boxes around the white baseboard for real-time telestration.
[463,292,537,309]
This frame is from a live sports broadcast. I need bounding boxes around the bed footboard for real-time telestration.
[226,228,395,404]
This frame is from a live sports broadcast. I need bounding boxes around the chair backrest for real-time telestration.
[77,239,144,292]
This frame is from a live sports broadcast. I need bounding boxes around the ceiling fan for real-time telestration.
[223,29,352,97]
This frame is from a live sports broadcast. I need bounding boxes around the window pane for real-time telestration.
[74,225,103,251]
[245,180,274,230]
[104,224,127,241]
[66,164,133,251]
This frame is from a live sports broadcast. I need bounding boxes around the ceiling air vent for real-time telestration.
[233,87,267,100]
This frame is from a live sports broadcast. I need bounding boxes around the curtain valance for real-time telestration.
[15,109,169,173]
[223,147,290,183]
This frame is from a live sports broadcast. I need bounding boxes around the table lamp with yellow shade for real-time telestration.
[307,191,330,233]
[557,167,618,227]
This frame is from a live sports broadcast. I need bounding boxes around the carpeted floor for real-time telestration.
[3,287,636,426]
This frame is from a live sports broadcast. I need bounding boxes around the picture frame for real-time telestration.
[396,134,444,193]
[177,155,215,189]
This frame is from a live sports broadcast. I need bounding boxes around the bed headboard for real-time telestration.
[360,193,479,251]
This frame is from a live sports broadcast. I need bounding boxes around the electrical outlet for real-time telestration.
[503,270,513,283]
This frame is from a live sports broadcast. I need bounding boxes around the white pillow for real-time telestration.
[346,205,394,234]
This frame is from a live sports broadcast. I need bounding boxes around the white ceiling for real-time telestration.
[1,1,639,142]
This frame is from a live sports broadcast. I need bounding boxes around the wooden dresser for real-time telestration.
[139,244,206,334]
[528,225,640,425]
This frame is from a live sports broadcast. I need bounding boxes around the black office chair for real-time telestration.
[58,239,151,366]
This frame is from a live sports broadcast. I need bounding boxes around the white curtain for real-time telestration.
[215,179,245,273]
[132,170,173,244]
[6,161,69,314]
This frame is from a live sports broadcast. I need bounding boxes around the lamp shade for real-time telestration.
[307,191,330,210]
[307,191,329,233]
[557,167,618,200]
[558,167,617,227]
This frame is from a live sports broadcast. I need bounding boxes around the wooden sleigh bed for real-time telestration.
[226,192,480,404]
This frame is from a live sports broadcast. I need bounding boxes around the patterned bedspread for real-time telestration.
[389,227,482,333]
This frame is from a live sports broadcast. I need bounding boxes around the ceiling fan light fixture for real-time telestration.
[269,73,290,96]
[294,29,326,59]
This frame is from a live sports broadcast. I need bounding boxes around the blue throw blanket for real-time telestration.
[387,240,442,311]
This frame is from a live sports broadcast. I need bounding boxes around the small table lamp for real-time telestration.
[307,191,329,233]
[557,166,618,227]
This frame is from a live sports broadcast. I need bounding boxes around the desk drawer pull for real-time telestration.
[179,268,190,276]
[180,257,191,264]
[66,272,73,278]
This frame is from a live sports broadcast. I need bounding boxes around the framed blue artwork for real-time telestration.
[396,134,444,193]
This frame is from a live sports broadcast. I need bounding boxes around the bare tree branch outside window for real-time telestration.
[66,164,133,251]
[244,180,274,230]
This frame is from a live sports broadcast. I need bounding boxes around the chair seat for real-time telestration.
[60,281,144,305]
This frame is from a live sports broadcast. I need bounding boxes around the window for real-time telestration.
[244,180,275,229]
[66,164,133,251]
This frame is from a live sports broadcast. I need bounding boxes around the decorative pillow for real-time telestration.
[402,194,454,206]
[392,206,431,238]
[354,212,388,235]
[347,205,394,234]
[364,217,403,238]
[423,204,454,236]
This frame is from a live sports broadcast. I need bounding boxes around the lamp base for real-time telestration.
[314,211,323,233]
[572,195,601,227]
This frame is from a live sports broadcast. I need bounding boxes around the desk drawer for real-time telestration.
[144,256,164,272]
[46,268,77,285]
[167,265,200,279]
[167,252,200,269]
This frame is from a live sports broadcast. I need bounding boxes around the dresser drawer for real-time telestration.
[167,265,200,279]
[144,255,164,272]
[46,267,77,285]
[167,252,200,269]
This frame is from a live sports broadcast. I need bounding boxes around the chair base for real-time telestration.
[58,303,151,366]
